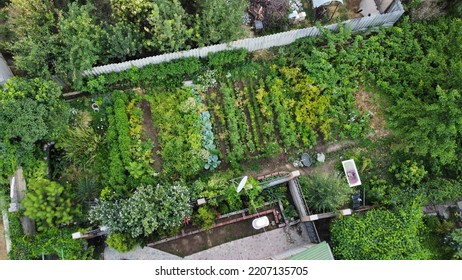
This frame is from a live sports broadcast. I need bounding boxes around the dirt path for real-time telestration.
[0,217,7,260]
[140,100,162,172]
[241,86,390,179]
[355,88,390,139]
[241,138,356,179]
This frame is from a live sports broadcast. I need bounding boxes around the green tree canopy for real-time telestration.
[111,0,191,53]
[388,87,462,166]
[104,22,144,61]
[55,2,104,87]
[0,78,70,157]
[330,201,430,260]
[194,0,248,45]
[22,178,75,231]
[421,178,462,205]
[5,0,57,77]
[449,229,462,260]
[89,184,192,238]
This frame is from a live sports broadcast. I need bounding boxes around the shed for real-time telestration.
[286,241,335,260]
[312,0,343,8]
[0,53,13,86]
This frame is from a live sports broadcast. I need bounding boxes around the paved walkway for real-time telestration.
[104,245,182,260]
[103,224,311,260]
[185,224,310,260]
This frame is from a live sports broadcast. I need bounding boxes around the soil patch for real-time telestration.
[241,152,293,178]
[354,88,390,139]
[140,100,162,172]
[0,218,7,260]
[345,0,362,18]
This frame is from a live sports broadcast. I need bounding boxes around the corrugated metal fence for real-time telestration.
[83,0,404,77]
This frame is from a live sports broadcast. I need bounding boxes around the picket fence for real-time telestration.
[83,0,404,77]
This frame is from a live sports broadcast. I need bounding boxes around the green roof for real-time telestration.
[286,242,334,260]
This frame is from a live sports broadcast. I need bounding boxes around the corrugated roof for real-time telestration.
[286,242,335,260]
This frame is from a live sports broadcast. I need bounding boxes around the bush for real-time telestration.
[224,185,243,212]
[22,178,74,231]
[300,173,351,213]
[192,206,216,230]
[389,160,427,188]
[106,233,138,253]
[331,202,430,260]
[8,212,93,260]
[208,49,248,70]
[422,178,462,205]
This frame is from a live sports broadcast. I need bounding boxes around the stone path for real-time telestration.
[104,245,182,260]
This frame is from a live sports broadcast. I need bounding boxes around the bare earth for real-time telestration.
[0,218,7,260]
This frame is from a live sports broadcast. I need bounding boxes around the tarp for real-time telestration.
[312,0,343,8]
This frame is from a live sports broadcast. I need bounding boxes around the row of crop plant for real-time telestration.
[102,91,154,199]
[199,63,339,167]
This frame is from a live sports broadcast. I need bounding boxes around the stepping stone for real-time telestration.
[317,153,326,163]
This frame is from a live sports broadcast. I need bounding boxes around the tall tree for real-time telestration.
[194,0,248,45]
[104,22,144,61]
[110,0,191,53]
[5,0,57,77]
[388,87,462,166]
[55,2,104,87]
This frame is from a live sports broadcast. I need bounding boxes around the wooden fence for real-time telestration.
[83,0,404,77]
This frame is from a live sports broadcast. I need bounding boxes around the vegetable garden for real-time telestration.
[2,11,462,259]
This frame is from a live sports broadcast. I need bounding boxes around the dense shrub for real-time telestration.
[106,233,138,253]
[208,49,248,70]
[22,178,74,231]
[299,174,351,213]
[192,206,217,230]
[331,201,430,260]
